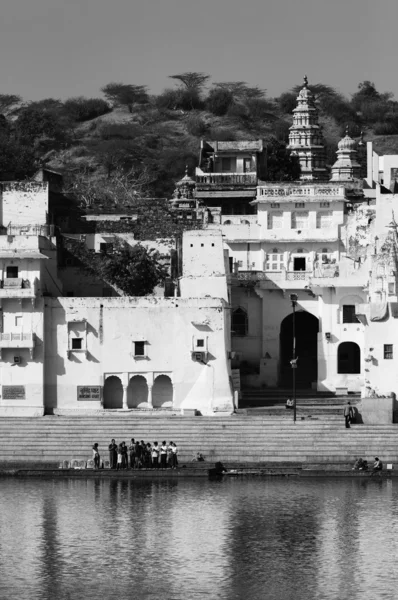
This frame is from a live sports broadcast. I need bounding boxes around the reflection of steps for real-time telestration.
[0,414,396,466]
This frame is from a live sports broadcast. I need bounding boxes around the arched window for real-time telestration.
[265,248,283,271]
[232,308,248,336]
[241,219,250,225]
[338,342,361,374]
[223,220,232,225]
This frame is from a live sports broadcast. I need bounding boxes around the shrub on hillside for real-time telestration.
[156,88,203,111]
[373,121,398,135]
[205,87,233,116]
[186,115,208,137]
[207,127,237,141]
[64,97,111,122]
[100,123,144,140]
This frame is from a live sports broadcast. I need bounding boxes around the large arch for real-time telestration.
[279,311,319,388]
[338,342,361,374]
[128,375,148,408]
[103,376,123,409]
[152,375,173,408]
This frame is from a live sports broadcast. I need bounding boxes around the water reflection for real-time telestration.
[1,477,398,599]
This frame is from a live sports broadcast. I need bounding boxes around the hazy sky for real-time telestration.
[1,0,397,102]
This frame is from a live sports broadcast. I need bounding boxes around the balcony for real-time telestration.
[0,332,35,359]
[0,278,37,304]
[233,270,314,290]
[196,173,257,188]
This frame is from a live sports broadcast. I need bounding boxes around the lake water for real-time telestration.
[0,476,397,600]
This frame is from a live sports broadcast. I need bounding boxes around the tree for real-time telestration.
[213,82,266,99]
[0,139,36,179]
[265,137,301,181]
[169,72,210,91]
[63,97,111,121]
[98,240,168,296]
[0,94,22,116]
[205,87,233,116]
[101,83,148,113]
[15,105,69,144]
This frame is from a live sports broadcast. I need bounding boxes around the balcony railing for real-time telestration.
[0,332,35,358]
[286,271,312,281]
[196,173,257,187]
[0,279,36,303]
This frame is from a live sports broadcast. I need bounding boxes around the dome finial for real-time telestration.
[345,125,349,136]
[303,74,308,87]
[185,164,189,176]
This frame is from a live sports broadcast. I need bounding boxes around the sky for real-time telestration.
[1,0,397,103]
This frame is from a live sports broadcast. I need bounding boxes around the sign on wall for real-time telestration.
[2,385,26,400]
[77,386,102,401]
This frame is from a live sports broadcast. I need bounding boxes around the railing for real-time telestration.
[196,174,257,186]
[0,332,34,342]
[286,271,312,281]
[236,271,273,281]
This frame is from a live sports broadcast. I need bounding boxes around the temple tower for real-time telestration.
[330,127,361,182]
[288,75,328,181]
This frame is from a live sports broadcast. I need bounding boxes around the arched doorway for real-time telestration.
[152,375,173,408]
[279,311,319,388]
[338,342,360,374]
[128,375,148,408]
[103,376,123,409]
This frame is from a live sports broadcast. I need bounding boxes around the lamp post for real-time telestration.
[290,293,298,423]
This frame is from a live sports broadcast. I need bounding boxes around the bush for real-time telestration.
[205,88,233,116]
[246,98,278,122]
[63,97,111,122]
[373,121,398,135]
[207,127,237,141]
[186,115,208,136]
[100,123,144,140]
[155,88,203,111]
[278,92,297,114]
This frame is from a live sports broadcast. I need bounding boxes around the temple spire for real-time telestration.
[287,75,327,181]
[330,128,361,181]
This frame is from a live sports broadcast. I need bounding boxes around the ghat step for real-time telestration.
[0,415,396,466]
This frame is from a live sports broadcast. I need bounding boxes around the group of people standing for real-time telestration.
[102,439,179,470]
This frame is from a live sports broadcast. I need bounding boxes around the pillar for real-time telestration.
[122,386,128,410]
[147,385,153,409]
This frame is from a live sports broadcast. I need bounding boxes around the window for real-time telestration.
[270,203,280,208]
[292,211,309,229]
[267,211,283,229]
[134,341,145,356]
[388,282,395,295]
[317,211,333,229]
[295,202,305,208]
[100,243,113,254]
[72,338,82,350]
[342,305,359,324]
[6,266,18,278]
[384,344,393,359]
[197,339,204,347]
[265,249,284,271]
[15,316,22,327]
[320,202,330,208]
[232,308,248,336]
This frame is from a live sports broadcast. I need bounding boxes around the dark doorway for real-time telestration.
[279,311,319,388]
[338,342,360,374]
[293,257,306,271]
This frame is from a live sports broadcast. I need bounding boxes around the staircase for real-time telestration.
[0,414,397,468]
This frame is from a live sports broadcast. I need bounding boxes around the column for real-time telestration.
[147,385,153,409]
[122,386,128,410]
